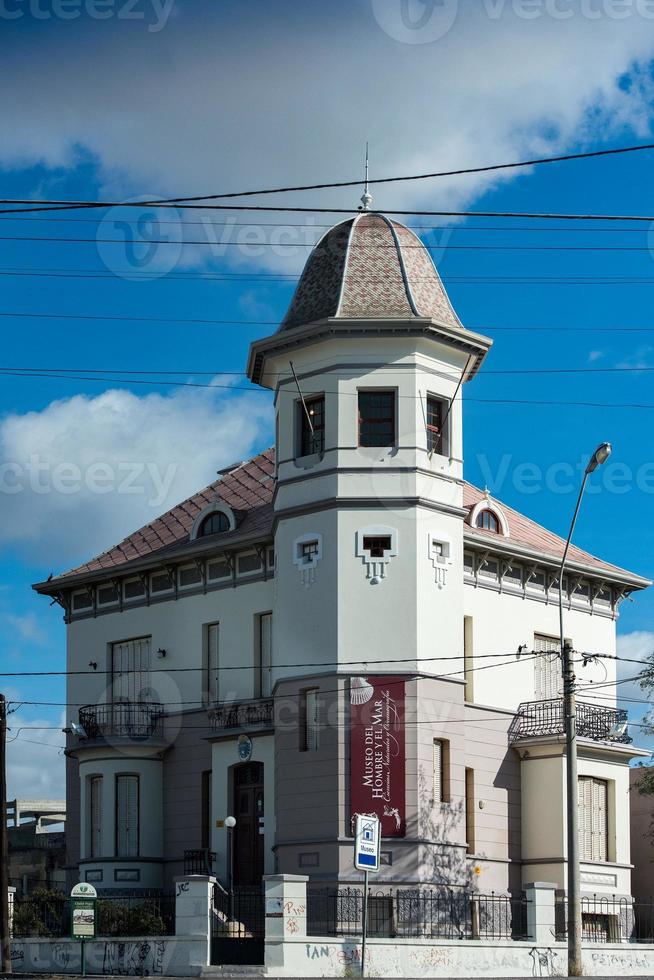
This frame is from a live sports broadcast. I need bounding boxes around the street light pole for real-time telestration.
[558,442,611,977]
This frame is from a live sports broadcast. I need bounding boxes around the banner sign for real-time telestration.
[349,675,406,837]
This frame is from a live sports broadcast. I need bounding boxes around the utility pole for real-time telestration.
[0,693,11,974]
[558,442,611,977]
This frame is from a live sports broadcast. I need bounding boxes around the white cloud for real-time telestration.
[2,613,47,645]
[0,4,653,279]
[0,382,273,567]
[6,714,66,801]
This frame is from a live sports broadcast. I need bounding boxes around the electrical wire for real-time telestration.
[2,140,654,215]
[2,365,654,378]
[0,310,653,333]
[3,369,654,410]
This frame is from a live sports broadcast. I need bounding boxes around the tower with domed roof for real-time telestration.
[247,208,492,682]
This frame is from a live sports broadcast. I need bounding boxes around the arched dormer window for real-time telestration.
[198,512,230,537]
[191,503,236,540]
[469,497,510,537]
[476,510,499,533]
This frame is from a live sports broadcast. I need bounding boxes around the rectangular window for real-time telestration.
[433,740,450,803]
[301,688,320,752]
[300,540,320,564]
[257,613,273,698]
[111,637,151,703]
[123,578,145,600]
[534,634,562,700]
[362,535,391,558]
[238,553,262,575]
[201,770,212,850]
[115,775,139,858]
[426,395,448,455]
[465,768,475,854]
[578,776,608,862]
[358,390,396,447]
[298,394,325,456]
[72,591,93,611]
[207,559,230,581]
[89,776,102,858]
[150,572,173,594]
[464,616,474,703]
[206,623,219,704]
[97,584,119,605]
[179,564,202,588]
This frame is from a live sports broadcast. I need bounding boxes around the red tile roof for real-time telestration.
[38,447,647,589]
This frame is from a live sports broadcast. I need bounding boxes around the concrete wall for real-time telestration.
[268,935,654,978]
[10,937,206,977]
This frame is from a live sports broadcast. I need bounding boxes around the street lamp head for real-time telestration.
[224,815,236,829]
[585,442,611,474]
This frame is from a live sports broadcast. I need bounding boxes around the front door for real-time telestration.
[232,762,264,885]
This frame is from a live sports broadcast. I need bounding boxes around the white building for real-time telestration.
[35,212,650,912]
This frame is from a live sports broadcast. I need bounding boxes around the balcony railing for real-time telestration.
[509,698,631,744]
[78,702,164,740]
[184,849,216,875]
[208,697,274,732]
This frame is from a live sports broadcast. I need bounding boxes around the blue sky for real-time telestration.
[1,0,654,796]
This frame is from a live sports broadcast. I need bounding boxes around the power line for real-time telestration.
[0,649,534,678]
[3,141,654,215]
[0,309,653,333]
[3,369,654,409]
[3,365,653,378]
[5,232,654,254]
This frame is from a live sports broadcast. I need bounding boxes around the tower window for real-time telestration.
[299,395,325,456]
[426,395,448,454]
[358,391,396,447]
[198,511,230,537]
[362,535,392,558]
[476,510,499,533]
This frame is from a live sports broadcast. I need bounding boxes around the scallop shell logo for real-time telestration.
[350,677,374,706]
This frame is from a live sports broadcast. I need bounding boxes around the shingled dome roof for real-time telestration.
[280,212,462,331]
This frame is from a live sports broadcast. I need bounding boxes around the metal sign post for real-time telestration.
[353,814,380,978]
[70,882,97,977]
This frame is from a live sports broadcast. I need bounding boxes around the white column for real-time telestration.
[264,873,309,972]
[525,881,557,945]
[174,875,215,966]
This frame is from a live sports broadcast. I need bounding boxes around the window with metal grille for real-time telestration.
[89,776,102,858]
[206,623,219,703]
[299,395,325,456]
[578,777,608,862]
[358,391,396,447]
[362,535,392,558]
[476,510,499,532]
[115,775,139,858]
[300,540,320,564]
[426,395,447,454]
[534,634,562,700]
[257,613,273,698]
[301,688,320,752]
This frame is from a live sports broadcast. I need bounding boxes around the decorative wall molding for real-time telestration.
[428,533,452,589]
[355,526,398,585]
[292,532,323,588]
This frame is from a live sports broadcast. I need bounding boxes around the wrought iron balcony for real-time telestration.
[208,697,274,732]
[509,698,631,745]
[78,701,164,740]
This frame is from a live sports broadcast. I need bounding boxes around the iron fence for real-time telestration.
[509,699,631,744]
[184,848,216,875]
[208,698,274,732]
[10,890,175,938]
[555,895,654,943]
[306,887,529,940]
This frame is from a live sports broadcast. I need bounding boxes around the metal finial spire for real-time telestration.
[360,142,373,211]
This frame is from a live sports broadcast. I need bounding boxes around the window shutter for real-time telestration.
[207,624,219,703]
[116,775,139,857]
[90,777,102,858]
[578,777,593,861]
[433,740,443,803]
[260,614,273,698]
[592,778,608,862]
